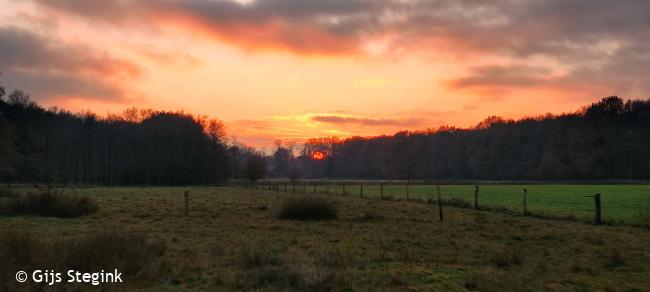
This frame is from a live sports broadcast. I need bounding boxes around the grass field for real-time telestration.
[2,186,650,291]
[277,184,650,225]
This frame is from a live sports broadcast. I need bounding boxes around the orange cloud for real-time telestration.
[152,11,359,56]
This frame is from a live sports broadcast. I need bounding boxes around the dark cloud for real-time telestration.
[0,26,140,101]
[31,0,650,56]
[448,65,551,89]
[311,115,422,127]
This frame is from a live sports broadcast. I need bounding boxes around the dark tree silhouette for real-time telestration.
[1,71,648,184]
[245,154,267,184]
[0,76,231,186]
[280,96,650,181]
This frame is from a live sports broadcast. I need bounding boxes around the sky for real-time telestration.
[1,0,649,148]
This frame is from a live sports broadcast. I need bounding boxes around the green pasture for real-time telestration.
[293,184,650,224]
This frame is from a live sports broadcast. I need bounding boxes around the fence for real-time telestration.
[239,181,650,227]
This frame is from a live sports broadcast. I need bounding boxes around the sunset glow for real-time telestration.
[311,151,326,161]
[1,0,648,147]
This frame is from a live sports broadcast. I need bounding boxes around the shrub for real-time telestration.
[277,196,337,221]
[0,191,98,218]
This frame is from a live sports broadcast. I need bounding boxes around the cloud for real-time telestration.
[29,0,650,93]
[311,114,423,127]
[30,0,650,58]
[15,0,650,113]
[448,65,552,90]
[0,26,140,101]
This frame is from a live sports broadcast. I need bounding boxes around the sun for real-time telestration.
[311,151,326,161]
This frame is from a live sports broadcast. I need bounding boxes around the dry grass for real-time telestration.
[0,229,166,291]
[0,186,649,291]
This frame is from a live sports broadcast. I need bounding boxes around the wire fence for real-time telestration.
[240,181,650,227]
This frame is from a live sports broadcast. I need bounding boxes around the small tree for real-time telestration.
[245,154,266,184]
[7,90,31,107]
[0,72,5,101]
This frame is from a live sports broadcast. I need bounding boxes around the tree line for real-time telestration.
[0,80,231,185]
[269,96,650,181]
[2,72,649,184]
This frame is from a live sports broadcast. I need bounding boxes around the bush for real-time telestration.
[0,191,98,218]
[277,196,337,221]
[0,229,166,291]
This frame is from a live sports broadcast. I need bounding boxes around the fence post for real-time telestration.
[284,183,287,192]
[360,184,364,198]
[522,188,528,215]
[380,184,384,199]
[406,183,410,202]
[438,193,444,222]
[184,191,189,216]
[585,193,602,225]
[594,193,602,225]
[474,185,480,210]
[436,184,441,204]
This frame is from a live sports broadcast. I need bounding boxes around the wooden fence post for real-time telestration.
[594,193,602,225]
[380,184,384,199]
[438,194,444,222]
[406,183,410,202]
[435,184,441,204]
[360,184,363,198]
[474,185,480,210]
[184,191,189,216]
[585,193,602,225]
[284,183,287,192]
[522,188,528,215]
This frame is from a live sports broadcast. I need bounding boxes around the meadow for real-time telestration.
[273,183,650,225]
[2,186,650,291]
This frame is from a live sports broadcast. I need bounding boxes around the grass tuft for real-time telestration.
[277,196,337,221]
[0,191,98,218]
